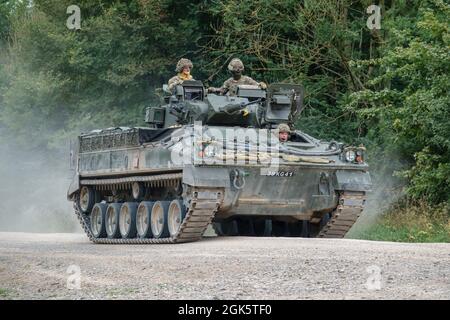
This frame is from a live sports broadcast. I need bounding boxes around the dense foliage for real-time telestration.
[0,0,448,205]
[347,1,450,203]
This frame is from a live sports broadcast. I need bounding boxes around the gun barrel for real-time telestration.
[221,103,244,113]
[221,98,262,114]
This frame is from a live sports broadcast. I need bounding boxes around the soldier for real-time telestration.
[277,123,291,143]
[208,58,267,96]
[168,58,194,91]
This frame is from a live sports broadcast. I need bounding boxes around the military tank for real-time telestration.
[67,81,371,244]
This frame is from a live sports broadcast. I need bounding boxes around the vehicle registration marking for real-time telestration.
[265,171,294,177]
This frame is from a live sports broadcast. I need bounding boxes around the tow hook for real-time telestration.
[230,169,248,190]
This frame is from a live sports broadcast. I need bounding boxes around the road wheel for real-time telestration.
[90,203,107,238]
[119,202,138,239]
[168,200,186,237]
[105,203,121,239]
[150,201,170,239]
[136,201,154,238]
[254,219,272,237]
[132,182,145,201]
[78,186,95,213]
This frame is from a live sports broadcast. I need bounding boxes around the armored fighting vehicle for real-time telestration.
[67,81,371,244]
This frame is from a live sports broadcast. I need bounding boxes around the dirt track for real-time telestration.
[0,232,448,300]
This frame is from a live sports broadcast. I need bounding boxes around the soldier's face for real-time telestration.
[182,66,191,74]
[232,70,242,79]
[279,132,289,142]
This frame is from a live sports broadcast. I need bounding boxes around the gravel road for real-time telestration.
[0,232,448,300]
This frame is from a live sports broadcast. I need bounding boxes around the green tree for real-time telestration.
[0,0,205,148]
[348,0,450,203]
[198,0,377,140]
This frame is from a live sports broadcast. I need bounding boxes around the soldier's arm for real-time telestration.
[207,87,221,94]
[168,76,181,91]
[243,76,259,86]
[208,79,230,95]
[244,76,267,89]
[220,78,232,94]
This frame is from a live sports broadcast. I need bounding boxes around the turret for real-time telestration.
[145,80,304,129]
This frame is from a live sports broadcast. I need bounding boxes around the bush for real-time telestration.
[347,0,450,204]
[352,199,450,242]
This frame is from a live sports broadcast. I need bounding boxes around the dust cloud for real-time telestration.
[349,168,404,236]
[0,143,80,233]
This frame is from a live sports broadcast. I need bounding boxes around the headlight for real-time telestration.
[345,150,356,162]
[356,150,364,163]
[342,145,366,164]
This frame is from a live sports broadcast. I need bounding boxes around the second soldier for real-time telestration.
[208,58,266,96]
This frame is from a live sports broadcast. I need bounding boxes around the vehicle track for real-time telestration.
[75,174,223,244]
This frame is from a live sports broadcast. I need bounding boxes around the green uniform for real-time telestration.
[221,75,259,96]
[168,74,194,90]
[168,58,194,90]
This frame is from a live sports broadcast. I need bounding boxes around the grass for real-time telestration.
[0,288,12,299]
[350,200,450,243]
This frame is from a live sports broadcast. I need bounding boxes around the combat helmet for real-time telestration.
[175,58,193,73]
[228,58,245,72]
[277,123,291,133]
